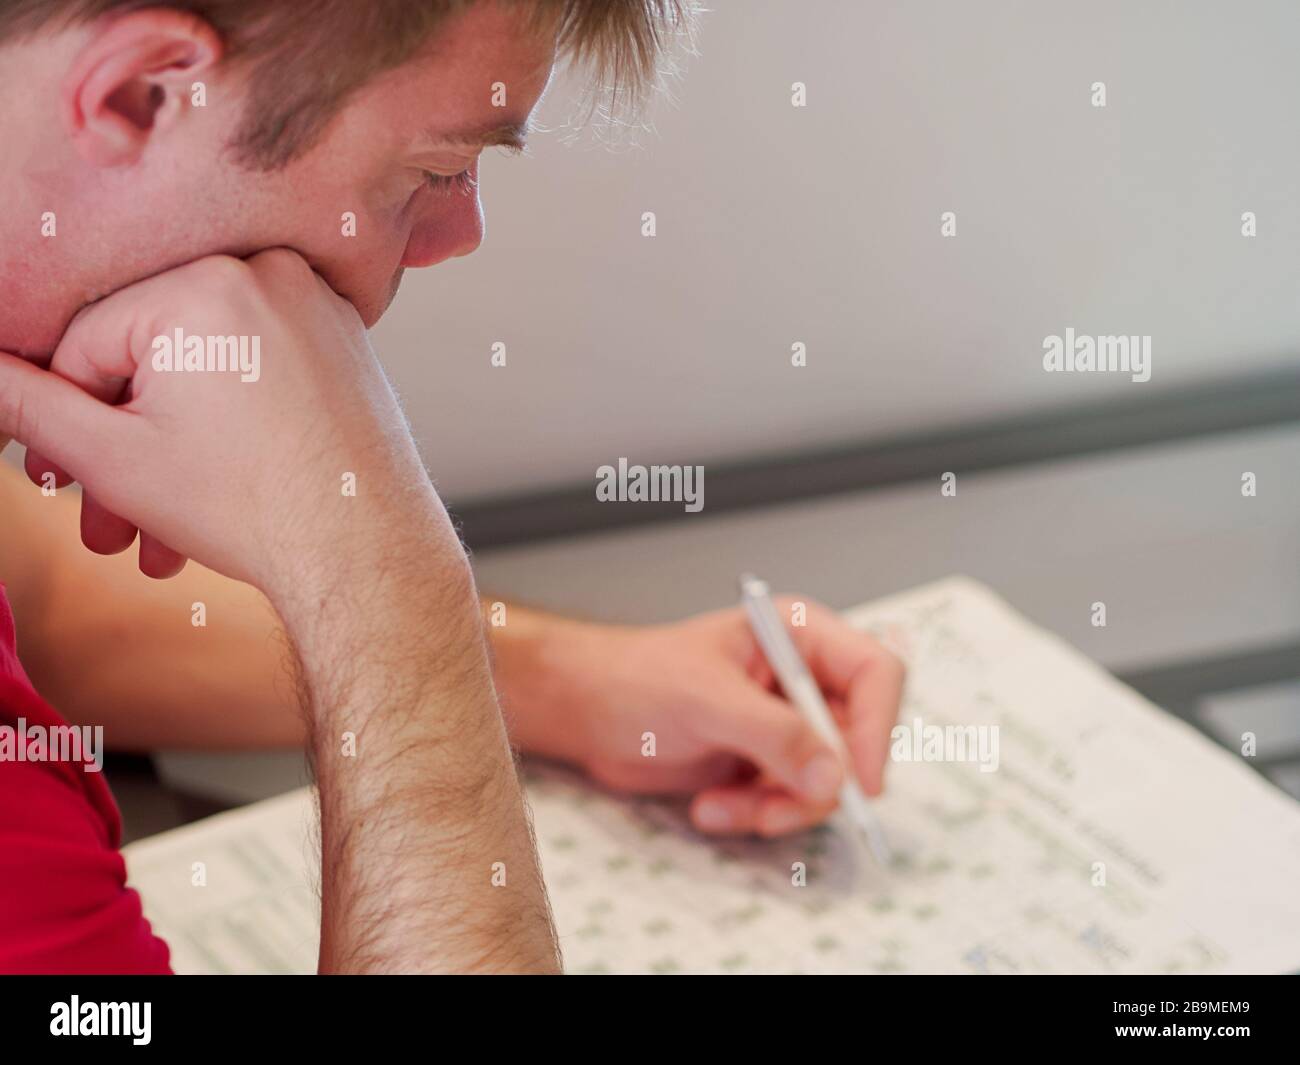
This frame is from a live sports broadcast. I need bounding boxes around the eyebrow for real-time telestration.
[426,120,532,152]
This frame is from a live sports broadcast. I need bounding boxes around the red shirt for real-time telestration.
[0,583,171,973]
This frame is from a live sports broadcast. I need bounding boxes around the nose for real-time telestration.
[400,187,485,269]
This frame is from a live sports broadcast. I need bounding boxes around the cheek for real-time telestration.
[304,201,414,319]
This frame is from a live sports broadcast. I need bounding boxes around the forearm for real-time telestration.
[482,599,612,764]
[32,558,597,757]
[19,497,302,748]
[6,461,589,757]
[278,547,559,974]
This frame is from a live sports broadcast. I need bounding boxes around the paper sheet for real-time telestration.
[123,576,1300,974]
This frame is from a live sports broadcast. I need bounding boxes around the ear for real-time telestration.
[62,10,222,167]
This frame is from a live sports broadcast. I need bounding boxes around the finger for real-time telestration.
[28,340,133,493]
[842,650,905,795]
[138,533,188,580]
[783,600,906,795]
[80,493,139,556]
[13,300,138,491]
[0,352,129,477]
[690,678,844,805]
[691,782,832,838]
[24,449,73,491]
[46,310,137,406]
[586,753,746,796]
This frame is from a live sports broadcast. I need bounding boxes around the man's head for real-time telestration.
[0,0,691,359]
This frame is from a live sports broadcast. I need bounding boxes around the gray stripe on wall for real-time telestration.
[450,367,1300,550]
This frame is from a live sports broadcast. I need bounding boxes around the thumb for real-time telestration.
[0,351,125,483]
[695,680,845,804]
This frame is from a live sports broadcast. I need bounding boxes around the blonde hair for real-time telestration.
[0,0,698,167]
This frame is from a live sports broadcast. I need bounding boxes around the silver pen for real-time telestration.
[739,573,892,865]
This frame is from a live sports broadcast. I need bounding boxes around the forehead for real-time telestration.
[369,2,558,149]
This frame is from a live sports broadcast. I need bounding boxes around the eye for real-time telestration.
[423,168,478,195]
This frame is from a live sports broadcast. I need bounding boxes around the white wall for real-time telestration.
[371,0,1300,502]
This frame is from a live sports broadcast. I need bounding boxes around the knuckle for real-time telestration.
[4,388,31,443]
[779,719,817,763]
[200,254,253,285]
[858,631,906,679]
[254,247,313,283]
[196,255,256,304]
[775,593,818,619]
[883,647,907,679]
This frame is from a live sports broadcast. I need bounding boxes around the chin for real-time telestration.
[0,332,56,367]
[2,283,112,363]
[369,268,406,325]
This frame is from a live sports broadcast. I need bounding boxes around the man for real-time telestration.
[0,0,904,973]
